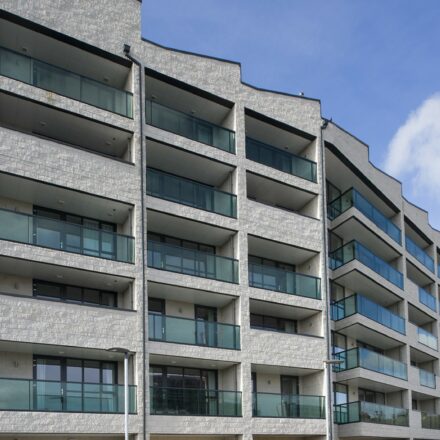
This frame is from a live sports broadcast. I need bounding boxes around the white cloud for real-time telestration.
[385,93,440,198]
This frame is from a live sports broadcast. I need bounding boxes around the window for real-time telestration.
[358,388,385,404]
[249,255,295,272]
[357,340,384,355]
[147,232,215,254]
[334,383,348,405]
[332,331,347,354]
[33,280,117,308]
[34,356,117,384]
[148,297,165,314]
[250,313,297,334]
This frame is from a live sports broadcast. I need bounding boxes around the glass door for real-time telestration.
[281,375,299,417]
[195,305,217,347]
[33,357,63,411]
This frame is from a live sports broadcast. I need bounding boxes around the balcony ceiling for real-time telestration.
[0,255,132,293]
[148,282,235,308]
[248,235,317,266]
[335,375,405,393]
[147,209,236,247]
[0,172,131,224]
[410,346,437,363]
[146,139,234,188]
[0,93,131,158]
[251,363,321,376]
[0,18,129,88]
[250,298,318,320]
[149,354,237,370]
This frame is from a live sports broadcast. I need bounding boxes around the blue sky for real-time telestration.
[141,0,440,228]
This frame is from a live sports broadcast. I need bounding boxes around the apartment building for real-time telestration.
[0,2,438,440]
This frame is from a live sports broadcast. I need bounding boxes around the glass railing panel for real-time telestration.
[0,46,133,117]
[334,347,407,380]
[0,208,134,263]
[334,401,408,426]
[329,241,403,289]
[0,378,136,413]
[148,313,240,349]
[248,262,321,299]
[253,393,325,418]
[419,287,437,312]
[357,294,405,334]
[328,189,401,244]
[331,295,356,321]
[245,137,317,182]
[150,387,241,416]
[419,369,436,389]
[422,412,440,429]
[147,240,238,283]
[145,100,235,153]
[147,168,237,218]
[417,327,438,350]
[405,236,434,273]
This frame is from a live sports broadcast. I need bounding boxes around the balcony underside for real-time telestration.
[331,216,400,261]
[335,321,403,350]
[335,369,407,393]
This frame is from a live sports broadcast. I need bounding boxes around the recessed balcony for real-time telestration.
[0,207,134,263]
[406,236,434,273]
[334,401,408,426]
[422,412,440,429]
[147,167,237,218]
[148,313,240,350]
[0,46,133,117]
[0,377,136,413]
[246,137,317,182]
[252,393,325,419]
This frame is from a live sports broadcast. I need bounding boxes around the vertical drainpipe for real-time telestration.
[320,118,333,440]
[124,44,147,440]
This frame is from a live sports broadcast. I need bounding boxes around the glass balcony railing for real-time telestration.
[419,368,436,389]
[147,168,237,218]
[0,378,136,413]
[0,46,133,117]
[417,326,438,350]
[148,313,240,350]
[246,137,317,182]
[333,347,407,380]
[334,401,408,426]
[327,188,401,244]
[331,294,405,334]
[147,240,238,283]
[150,386,241,416]
[145,100,235,153]
[0,208,134,263]
[253,393,325,418]
[422,412,440,429]
[329,240,403,289]
[419,287,437,312]
[248,262,321,299]
[405,236,434,273]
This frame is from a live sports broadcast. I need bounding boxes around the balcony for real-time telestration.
[419,368,436,389]
[150,387,241,416]
[145,100,235,153]
[405,236,434,273]
[147,240,238,283]
[148,313,240,350]
[417,326,438,350]
[419,287,437,312]
[334,401,408,426]
[334,347,407,380]
[248,262,321,299]
[253,393,325,418]
[331,294,405,334]
[0,207,134,263]
[329,240,403,289]
[327,188,401,244]
[0,377,136,413]
[147,168,237,218]
[0,46,133,117]
[246,137,317,182]
[422,412,440,429]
